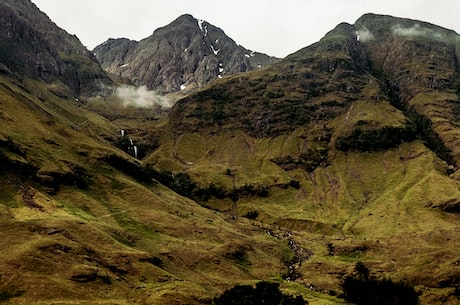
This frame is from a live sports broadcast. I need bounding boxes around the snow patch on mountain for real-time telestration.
[197,19,204,32]
[211,45,220,55]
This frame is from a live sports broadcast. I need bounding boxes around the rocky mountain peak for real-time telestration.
[0,0,111,97]
[94,14,279,94]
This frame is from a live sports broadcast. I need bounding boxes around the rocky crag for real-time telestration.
[0,0,111,97]
[94,14,278,94]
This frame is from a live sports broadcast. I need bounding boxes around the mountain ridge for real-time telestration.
[94,14,279,94]
[168,13,460,168]
[0,0,111,97]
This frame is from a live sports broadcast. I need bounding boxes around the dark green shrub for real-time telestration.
[226,247,251,268]
[326,243,335,256]
[341,262,419,305]
[243,211,259,220]
[335,125,417,152]
[289,180,301,189]
[214,281,307,305]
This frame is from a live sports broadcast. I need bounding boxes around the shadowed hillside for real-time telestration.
[0,0,111,97]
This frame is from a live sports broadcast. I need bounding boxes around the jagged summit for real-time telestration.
[94,14,279,94]
[0,0,111,97]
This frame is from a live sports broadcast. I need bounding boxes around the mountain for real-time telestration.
[0,4,459,304]
[93,14,278,94]
[146,13,460,304]
[0,0,111,97]
[166,13,460,173]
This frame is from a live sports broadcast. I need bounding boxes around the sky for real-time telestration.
[32,0,460,58]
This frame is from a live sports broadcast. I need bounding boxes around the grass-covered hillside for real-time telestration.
[143,14,460,304]
[0,76,321,304]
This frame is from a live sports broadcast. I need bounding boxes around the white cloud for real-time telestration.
[391,23,450,40]
[357,27,375,42]
[115,85,171,108]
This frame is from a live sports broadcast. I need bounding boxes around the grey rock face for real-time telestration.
[94,14,278,94]
[0,0,111,97]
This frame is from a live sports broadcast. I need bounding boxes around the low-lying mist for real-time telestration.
[115,85,172,108]
[84,85,173,122]
[392,23,451,41]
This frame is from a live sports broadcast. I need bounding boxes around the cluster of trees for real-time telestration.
[214,281,307,305]
[341,262,419,305]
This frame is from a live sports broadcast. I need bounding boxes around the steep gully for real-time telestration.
[353,33,459,169]
[385,79,457,169]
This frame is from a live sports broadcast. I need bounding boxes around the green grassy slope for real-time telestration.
[146,126,460,304]
[0,77,319,304]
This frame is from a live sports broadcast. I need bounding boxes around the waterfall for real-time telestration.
[119,130,139,159]
[128,138,138,159]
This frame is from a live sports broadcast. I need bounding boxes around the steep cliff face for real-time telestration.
[0,0,111,97]
[94,14,278,94]
[92,38,138,80]
[170,22,360,131]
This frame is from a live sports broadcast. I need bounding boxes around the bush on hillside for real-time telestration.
[335,125,416,152]
[214,281,307,305]
[341,262,419,305]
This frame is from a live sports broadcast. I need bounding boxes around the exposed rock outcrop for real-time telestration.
[0,0,112,97]
[94,14,278,94]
